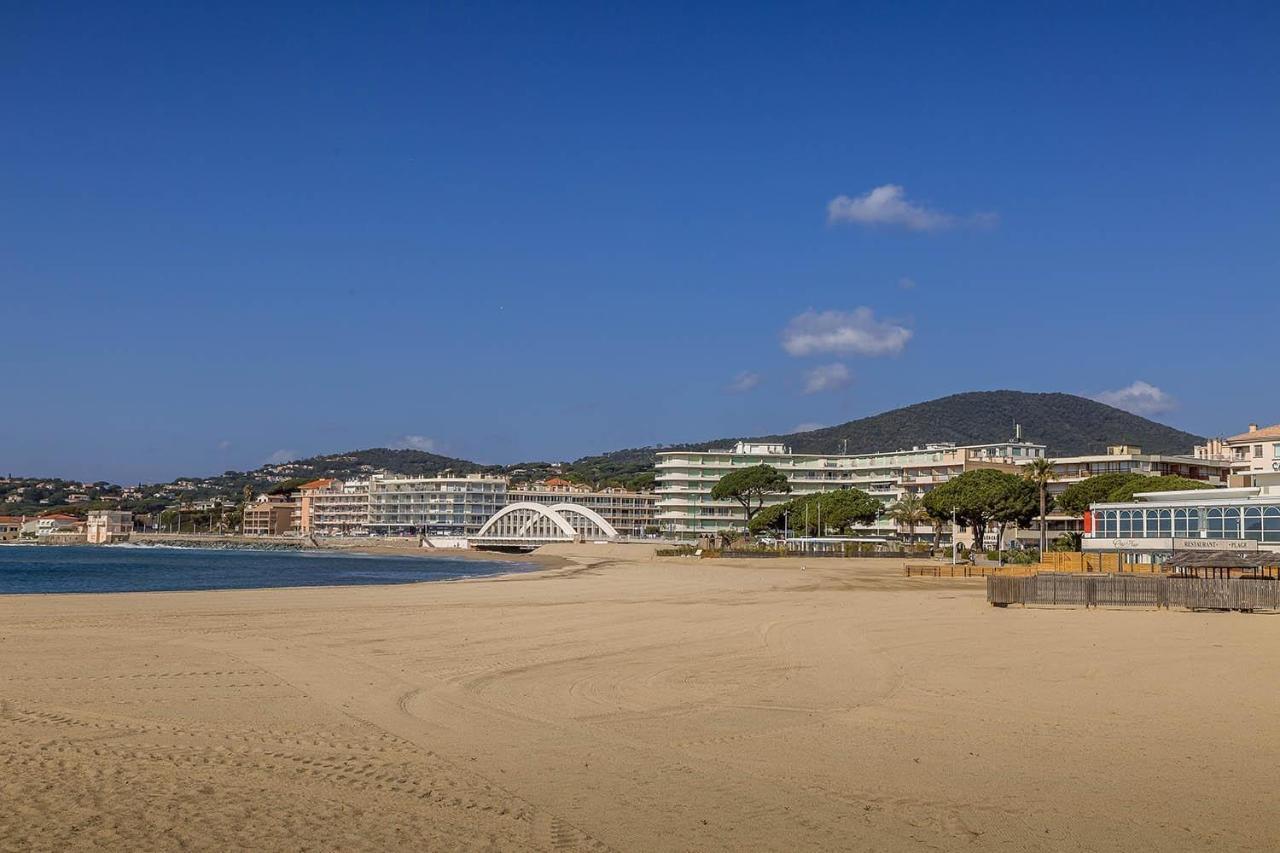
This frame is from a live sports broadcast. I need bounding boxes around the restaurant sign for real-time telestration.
[1172,538,1257,552]
[1084,537,1258,552]
[1083,537,1171,551]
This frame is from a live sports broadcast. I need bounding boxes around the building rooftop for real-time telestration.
[1225,424,1280,443]
[296,478,337,491]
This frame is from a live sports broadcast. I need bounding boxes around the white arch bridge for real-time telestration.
[470,502,619,549]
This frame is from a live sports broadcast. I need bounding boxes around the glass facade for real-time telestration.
[1093,504,1280,542]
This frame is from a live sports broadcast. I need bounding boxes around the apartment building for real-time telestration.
[1027,445,1230,497]
[367,474,507,536]
[242,496,298,536]
[296,478,370,536]
[655,439,1046,539]
[510,479,657,537]
[1222,423,1280,483]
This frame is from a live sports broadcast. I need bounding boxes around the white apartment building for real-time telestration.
[1027,445,1231,497]
[367,474,507,536]
[296,478,370,536]
[509,478,657,537]
[655,440,1046,539]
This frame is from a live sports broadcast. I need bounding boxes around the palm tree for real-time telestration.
[1022,458,1058,555]
[886,492,930,546]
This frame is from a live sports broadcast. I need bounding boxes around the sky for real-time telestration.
[3,1,1278,483]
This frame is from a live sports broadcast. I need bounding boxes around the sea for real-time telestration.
[0,544,528,595]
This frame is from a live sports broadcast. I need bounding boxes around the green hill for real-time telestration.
[568,391,1205,481]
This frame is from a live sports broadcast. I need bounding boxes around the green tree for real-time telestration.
[1103,475,1213,503]
[240,485,254,534]
[1021,458,1058,555]
[710,465,791,527]
[992,475,1039,552]
[886,492,929,542]
[923,469,1033,554]
[1055,473,1146,514]
[820,489,882,535]
[747,501,791,534]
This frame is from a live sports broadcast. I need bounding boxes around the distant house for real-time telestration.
[87,510,133,544]
[0,515,22,541]
[34,514,81,538]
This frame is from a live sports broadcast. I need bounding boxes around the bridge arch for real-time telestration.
[473,502,619,545]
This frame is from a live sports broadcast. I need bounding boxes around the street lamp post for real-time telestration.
[951,507,958,566]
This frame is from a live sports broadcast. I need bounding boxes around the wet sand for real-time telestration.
[2,545,1278,851]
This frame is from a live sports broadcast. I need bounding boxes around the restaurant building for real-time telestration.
[1083,472,1280,562]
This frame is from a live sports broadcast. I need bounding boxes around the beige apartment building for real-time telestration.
[1223,423,1280,484]
[242,496,298,536]
[510,478,657,537]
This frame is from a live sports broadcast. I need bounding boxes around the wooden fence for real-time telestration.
[905,563,996,578]
[988,573,1280,611]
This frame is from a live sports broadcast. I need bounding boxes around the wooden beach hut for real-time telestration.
[1162,551,1280,580]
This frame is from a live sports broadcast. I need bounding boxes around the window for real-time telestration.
[1223,508,1241,539]
[1244,507,1263,541]
[1158,509,1172,537]
[1255,445,1264,458]
[1145,510,1160,537]
[1207,508,1223,537]
[1119,510,1132,537]
[1265,507,1280,543]
[1173,508,1189,537]
[1274,444,1280,459]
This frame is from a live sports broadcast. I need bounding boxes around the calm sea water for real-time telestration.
[0,545,528,595]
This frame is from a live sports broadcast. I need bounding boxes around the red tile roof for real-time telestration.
[296,478,336,491]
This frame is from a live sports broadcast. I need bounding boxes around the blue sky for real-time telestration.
[4,1,1278,483]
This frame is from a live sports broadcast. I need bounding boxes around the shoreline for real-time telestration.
[0,539,576,600]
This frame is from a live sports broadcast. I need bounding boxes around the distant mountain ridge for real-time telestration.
[742,391,1203,457]
[563,391,1206,483]
[10,392,1206,511]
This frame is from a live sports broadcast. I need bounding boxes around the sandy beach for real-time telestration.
[2,545,1278,852]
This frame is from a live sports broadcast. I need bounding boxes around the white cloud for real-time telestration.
[802,363,852,394]
[826,184,996,232]
[897,276,917,290]
[727,371,761,393]
[393,435,437,452]
[1093,381,1177,416]
[781,307,912,357]
[792,422,828,433]
[265,449,297,464]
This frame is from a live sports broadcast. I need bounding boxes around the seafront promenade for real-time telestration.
[2,545,1277,851]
